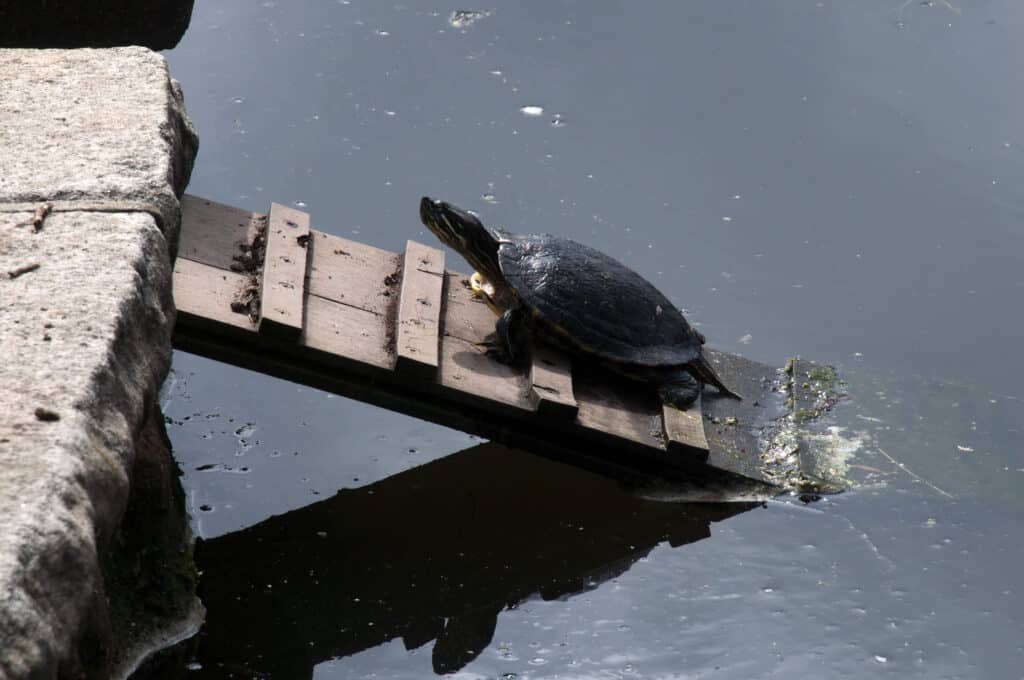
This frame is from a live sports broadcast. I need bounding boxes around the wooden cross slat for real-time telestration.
[258,203,310,340]
[437,272,533,411]
[395,240,445,378]
[662,395,709,460]
[529,345,577,419]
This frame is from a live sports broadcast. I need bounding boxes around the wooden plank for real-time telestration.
[789,357,838,485]
[529,345,577,419]
[304,293,393,371]
[662,395,709,459]
[440,272,501,345]
[307,231,400,314]
[258,203,310,340]
[172,258,257,333]
[179,195,263,271]
[436,271,533,411]
[395,241,445,377]
[700,350,783,485]
[437,333,532,410]
[574,372,664,450]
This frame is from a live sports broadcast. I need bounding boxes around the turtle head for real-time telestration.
[419,197,502,281]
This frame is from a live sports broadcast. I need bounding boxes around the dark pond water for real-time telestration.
[161,1,1024,677]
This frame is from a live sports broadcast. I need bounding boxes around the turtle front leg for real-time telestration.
[658,372,701,410]
[468,271,506,317]
[489,305,528,364]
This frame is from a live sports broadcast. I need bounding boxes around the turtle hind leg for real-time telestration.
[690,354,743,401]
[658,372,701,410]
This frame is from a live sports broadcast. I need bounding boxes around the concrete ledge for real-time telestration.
[0,47,198,256]
[0,48,198,677]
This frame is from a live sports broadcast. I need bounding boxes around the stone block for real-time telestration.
[0,47,198,678]
[0,47,198,256]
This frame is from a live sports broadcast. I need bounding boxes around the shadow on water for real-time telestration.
[0,0,194,49]
[185,443,758,678]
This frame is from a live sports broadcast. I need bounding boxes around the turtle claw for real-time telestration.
[485,346,514,365]
[474,336,514,364]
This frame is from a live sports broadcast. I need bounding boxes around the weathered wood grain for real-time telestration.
[662,395,709,459]
[172,258,256,333]
[574,372,664,450]
[437,332,533,411]
[307,231,400,315]
[303,293,393,371]
[440,272,499,345]
[395,241,445,378]
[179,195,263,271]
[258,203,310,340]
[435,270,534,411]
[529,345,577,419]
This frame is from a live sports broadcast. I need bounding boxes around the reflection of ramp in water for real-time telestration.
[191,444,759,678]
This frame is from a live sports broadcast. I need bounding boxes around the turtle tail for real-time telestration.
[689,354,742,401]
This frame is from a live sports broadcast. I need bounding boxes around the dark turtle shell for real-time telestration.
[497,233,703,368]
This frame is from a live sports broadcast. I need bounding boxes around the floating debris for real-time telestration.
[520,105,544,117]
[449,10,491,28]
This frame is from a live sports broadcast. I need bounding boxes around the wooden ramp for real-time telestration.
[172,195,802,488]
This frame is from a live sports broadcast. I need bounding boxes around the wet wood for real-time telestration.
[171,194,804,487]
[395,241,445,378]
[789,357,841,486]
[258,203,310,340]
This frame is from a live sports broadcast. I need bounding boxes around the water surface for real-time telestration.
[163,1,1024,677]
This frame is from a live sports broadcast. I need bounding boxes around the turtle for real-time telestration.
[418,196,741,408]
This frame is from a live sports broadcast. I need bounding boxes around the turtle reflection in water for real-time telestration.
[419,197,741,409]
